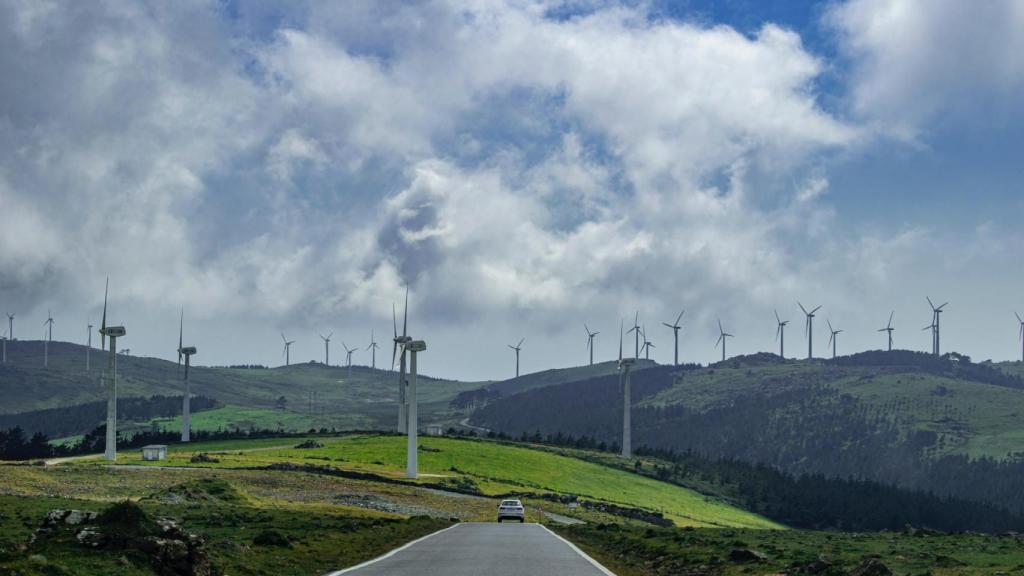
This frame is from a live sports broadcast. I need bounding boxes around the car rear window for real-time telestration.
[500,500,521,506]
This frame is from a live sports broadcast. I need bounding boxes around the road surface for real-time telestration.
[327,522,615,576]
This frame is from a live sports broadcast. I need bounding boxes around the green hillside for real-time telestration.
[0,340,483,433]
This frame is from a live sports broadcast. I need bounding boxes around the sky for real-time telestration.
[1,0,1023,381]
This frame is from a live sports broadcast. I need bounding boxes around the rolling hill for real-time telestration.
[469,351,1024,512]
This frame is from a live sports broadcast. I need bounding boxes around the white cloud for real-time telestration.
[0,0,1018,375]
[827,0,1024,138]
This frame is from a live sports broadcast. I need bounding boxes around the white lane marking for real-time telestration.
[323,522,464,575]
[538,524,618,576]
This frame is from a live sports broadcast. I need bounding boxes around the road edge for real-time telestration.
[323,522,463,576]
[538,523,618,576]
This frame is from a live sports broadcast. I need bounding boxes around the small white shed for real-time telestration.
[141,445,168,461]
[425,425,444,436]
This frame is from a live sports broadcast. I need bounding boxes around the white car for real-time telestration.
[497,499,525,523]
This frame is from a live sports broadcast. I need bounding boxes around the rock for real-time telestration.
[729,548,768,563]
[802,559,834,574]
[44,509,69,525]
[64,510,97,526]
[76,527,107,548]
[190,453,219,463]
[849,558,892,576]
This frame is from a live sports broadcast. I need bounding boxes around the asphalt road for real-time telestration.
[327,522,615,576]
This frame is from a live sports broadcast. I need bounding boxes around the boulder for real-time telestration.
[729,548,768,563]
[848,558,892,576]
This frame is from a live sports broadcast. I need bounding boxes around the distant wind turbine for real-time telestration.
[320,331,333,365]
[640,325,654,360]
[662,310,684,366]
[367,330,379,369]
[1015,312,1023,363]
[798,302,822,360]
[618,319,636,459]
[926,297,948,356]
[827,319,843,359]
[43,310,54,368]
[626,312,641,358]
[584,324,599,366]
[86,321,92,371]
[281,333,295,366]
[775,310,789,359]
[6,313,13,342]
[343,342,356,378]
[878,311,895,352]
[393,287,412,434]
[508,338,524,378]
[715,319,733,362]
[177,309,197,442]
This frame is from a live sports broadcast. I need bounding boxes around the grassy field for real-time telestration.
[77,434,780,529]
[560,522,1024,576]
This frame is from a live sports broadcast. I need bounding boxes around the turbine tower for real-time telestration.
[86,321,93,371]
[43,310,54,368]
[926,297,948,356]
[626,312,641,358]
[715,319,733,362]
[343,342,356,378]
[2,328,7,365]
[405,339,427,478]
[827,320,843,359]
[775,309,789,359]
[6,313,13,341]
[878,311,894,352]
[320,332,333,365]
[508,338,524,378]
[393,288,412,434]
[1015,312,1023,363]
[798,302,822,360]
[618,319,635,459]
[281,333,295,366]
[99,278,126,461]
[662,309,684,366]
[367,330,379,369]
[584,324,599,366]
[177,309,197,442]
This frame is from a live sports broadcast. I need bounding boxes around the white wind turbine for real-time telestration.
[662,309,684,366]
[281,333,295,366]
[367,330,380,369]
[99,277,126,461]
[320,331,333,365]
[43,309,54,368]
[177,309,197,442]
[343,342,357,378]
[584,324,599,366]
[508,338,524,378]
[715,318,733,362]
[393,288,412,434]
[618,319,636,459]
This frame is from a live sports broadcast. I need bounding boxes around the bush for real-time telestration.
[253,529,290,547]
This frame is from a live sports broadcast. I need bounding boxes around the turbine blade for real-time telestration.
[927,296,935,310]
[662,322,673,329]
[798,302,808,315]
[888,310,894,328]
[676,309,685,325]
[811,305,822,314]
[402,286,409,338]
[618,319,623,362]
[775,309,781,324]
[1016,311,1022,323]
[101,276,108,350]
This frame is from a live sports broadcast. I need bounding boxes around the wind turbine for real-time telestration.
[827,320,842,359]
[393,287,412,434]
[508,338,524,378]
[98,277,126,461]
[43,310,54,368]
[662,310,684,366]
[1015,312,1023,363]
[6,313,13,341]
[281,333,295,366]
[177,309,197,442]
[640,325,654,360]
[775,310,789,359]
[320,331,333,365]
[798,302,822,359]
[715,319,733,362]
[584,324,599,366]
[618,319,635,459]
[86,321,92,371]
[926,297,948,356]
[343,342,356,378]
[878,311,894,352]
[367,330,379,369]
[626,312,641,358]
